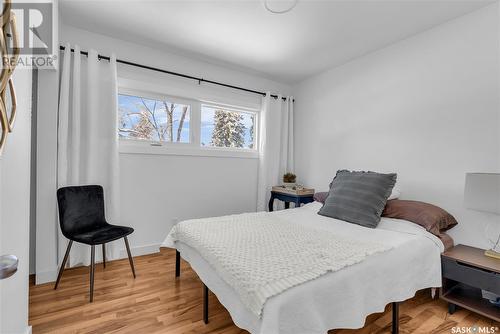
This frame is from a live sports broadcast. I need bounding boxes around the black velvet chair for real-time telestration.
[54,185,136,302]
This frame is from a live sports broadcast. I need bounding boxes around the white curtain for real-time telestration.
[57,44,120,267]
[257,93,295,211]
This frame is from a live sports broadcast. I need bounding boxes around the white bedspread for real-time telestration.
[162,202,444,334]
[167,211,391,317]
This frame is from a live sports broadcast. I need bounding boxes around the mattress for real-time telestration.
[162,202,444,334]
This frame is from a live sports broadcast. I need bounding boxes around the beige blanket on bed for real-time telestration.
[168,211,392,317]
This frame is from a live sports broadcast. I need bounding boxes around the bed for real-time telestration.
[162,201,445,334]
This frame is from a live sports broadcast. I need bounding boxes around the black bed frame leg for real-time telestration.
[175,250,180,278]
[203,284,209,324]
[392,302,399,334]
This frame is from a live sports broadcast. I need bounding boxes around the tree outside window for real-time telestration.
[118,94,190,143]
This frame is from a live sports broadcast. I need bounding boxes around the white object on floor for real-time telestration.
[162,202,444,334]
[168,211,391,317]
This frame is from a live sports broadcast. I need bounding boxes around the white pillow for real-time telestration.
[388,183,401,200]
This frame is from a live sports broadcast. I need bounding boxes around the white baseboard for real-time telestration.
[118,243,161,259]
[25,325,32,334]
[34,243,161,285]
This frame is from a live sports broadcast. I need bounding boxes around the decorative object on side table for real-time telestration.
[282,172,297,188]
[440,244,500,322]
[464,173,500,259]
[269,185,314,212]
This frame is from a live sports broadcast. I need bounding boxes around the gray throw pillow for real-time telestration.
[318,170,397,228]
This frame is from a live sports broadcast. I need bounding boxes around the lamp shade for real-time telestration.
[464,173,500,214]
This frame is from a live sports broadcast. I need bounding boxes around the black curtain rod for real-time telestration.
[59,46,292,102]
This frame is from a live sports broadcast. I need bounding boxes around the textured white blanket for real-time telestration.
[168,211,392,317]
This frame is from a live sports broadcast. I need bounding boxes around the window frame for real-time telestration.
[200,102,259,152]
[118,87,259,159]
[118,87,197,146]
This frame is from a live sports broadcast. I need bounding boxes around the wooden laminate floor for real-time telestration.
[29,249,499,334]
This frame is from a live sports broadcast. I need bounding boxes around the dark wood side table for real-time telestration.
[268,190,314,212]
[440,244,500,322]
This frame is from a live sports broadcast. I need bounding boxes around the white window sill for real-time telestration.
[119,140,259,159]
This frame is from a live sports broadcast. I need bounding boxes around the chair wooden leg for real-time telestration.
[90,245,95,302]
[102,243,106,269]
[54,240,73,290]
[124,236,136,278]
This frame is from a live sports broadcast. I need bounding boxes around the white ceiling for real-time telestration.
[59,0,495,84]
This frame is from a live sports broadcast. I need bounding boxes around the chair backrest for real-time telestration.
[57,185,107,238]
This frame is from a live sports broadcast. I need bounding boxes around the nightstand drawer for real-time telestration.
[442,257,500,295]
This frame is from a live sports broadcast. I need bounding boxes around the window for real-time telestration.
[119,93,191,143]
[117,87,258,158]
[201,105,256,149]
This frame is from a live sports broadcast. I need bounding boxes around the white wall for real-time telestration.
[119,154,258,255]
[0,68,33,333]
[293,4,500,249]
[35,24,291,283]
